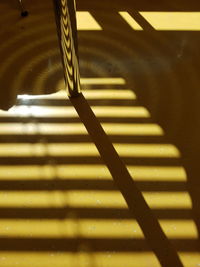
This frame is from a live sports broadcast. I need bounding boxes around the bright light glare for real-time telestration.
[9,105,31,116]
[17,94,32,100]
[3,106,150,118]
[18,91,67,99]
[119,12,143,30]
[140,12,200,30]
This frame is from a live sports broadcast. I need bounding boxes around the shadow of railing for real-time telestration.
[0,0,200,265]
[0,82,199,266]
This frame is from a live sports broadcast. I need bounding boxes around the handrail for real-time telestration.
[52,0,81,97]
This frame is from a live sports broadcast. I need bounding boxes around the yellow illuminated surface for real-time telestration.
[128,166,187,181]
[0,123,164,135]
[0,165,186,181]
[140,12,200,31]
[17,91,67,100]
[0,252,200,267]
[0,105,150,118]
[0,77,198,267]
[0,191,192,209]
[0,219,197,238]
[0,252,161,267]
[114,143,180,157]
[143,192,192,208]
[18,89,136,100]
[76,11,102,30]
[92,106,150,118]
[119,12,143,30]
[0,143,180,158]
[84,89,137,99]
[102,123,164,135]
[80,78,125,85]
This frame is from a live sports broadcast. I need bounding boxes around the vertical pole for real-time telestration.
[18,0,28,17]
[52,0,81,97]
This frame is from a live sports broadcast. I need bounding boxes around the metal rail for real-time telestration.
[52,0,81,97]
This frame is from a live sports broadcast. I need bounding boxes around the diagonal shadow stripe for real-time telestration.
[70,93,184,267]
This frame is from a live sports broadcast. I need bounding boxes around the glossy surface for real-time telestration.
[0,0,200,266]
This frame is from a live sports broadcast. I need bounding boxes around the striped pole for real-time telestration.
[52,0,81,97]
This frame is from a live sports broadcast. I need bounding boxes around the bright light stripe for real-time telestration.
[0,165,186,181]
[159,220,198,239]
[84,89,137,99]
[76,11,102,30]
[114,143,180,157]
[0,191,64,207]
[0,123,163,135]
[92,106,150,118]
[0,191,125,208]
[0,253,200,267]
[41,165,112,180]
[0,191,191,208]
[80,78,125,85]
[18,90,67,100]
[0,143,99,157]
[0,252,200,267]
[128,166,187,181]
[119,12,143,30]
[0,165,112,181]
[18,89,136,100]
[47,143,98,156]
[0,123,88,135]
[0,252,198,267]
[0,219,141,238]
[0,252,160,267]
[179,253,200,267]
[0,123,25,134]
[0,143,45,157]
[143,192,192,208]
[102,123,164,135]
[0,165,52,180]
[0,106,150,118]
[0,106,77,118]
[0,143,180,158]
[0,219,197,238]
[139,12,200,31]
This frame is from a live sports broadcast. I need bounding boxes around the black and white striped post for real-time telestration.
[52,0,81,97]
